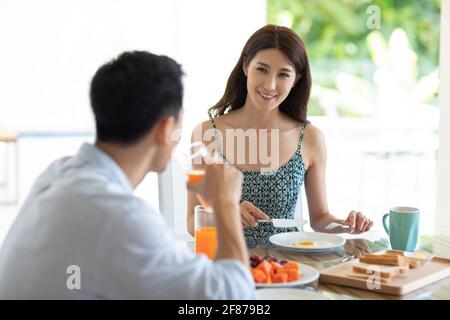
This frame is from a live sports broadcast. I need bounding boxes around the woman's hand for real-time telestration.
[240,201,270,227]
[342,211,374,234]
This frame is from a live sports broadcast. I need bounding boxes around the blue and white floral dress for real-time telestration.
[209,117,308,247]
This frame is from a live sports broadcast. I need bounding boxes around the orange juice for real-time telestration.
[195,227,217,259]
[187,169,205,184]
[187,169,211,208]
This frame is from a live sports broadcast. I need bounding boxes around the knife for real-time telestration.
[256,219,308,229]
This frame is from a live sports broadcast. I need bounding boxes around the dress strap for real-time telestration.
[208,113,220,142]
[208,113,228,162]
[210,115,218,129]
[297,122,307,152]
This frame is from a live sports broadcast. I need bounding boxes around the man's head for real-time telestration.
[90,51,184,172]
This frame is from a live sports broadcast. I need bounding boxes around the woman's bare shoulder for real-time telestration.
[191,119,215,143]
[302,123,327,163]
[194,119,213,131]
[213,111,242,128]
[304,123,325,143]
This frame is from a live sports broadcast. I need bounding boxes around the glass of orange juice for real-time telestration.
[176,142,212,208]
[194,205,217,259]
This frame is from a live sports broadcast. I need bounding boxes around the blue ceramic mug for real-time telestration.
[382,206,420,252]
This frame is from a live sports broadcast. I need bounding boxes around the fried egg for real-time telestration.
[293,241,316,246]
[292,241,332,248]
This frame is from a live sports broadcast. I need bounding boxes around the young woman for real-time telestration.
[187,24,373,246]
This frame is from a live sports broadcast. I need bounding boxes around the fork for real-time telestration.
[324,222,351,231]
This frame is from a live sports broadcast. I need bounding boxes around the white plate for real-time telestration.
[256,288,329,300]
[255,263,319,288]
[269,232,346,253]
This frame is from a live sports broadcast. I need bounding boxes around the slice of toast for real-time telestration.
[383,250,422,268]
[353,262,408,278]
[348,272,392,284]
[359,254,410,268]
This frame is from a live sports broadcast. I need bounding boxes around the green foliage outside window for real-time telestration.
[268,0,440,118]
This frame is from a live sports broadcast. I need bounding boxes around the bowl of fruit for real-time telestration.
[250,255,320,288]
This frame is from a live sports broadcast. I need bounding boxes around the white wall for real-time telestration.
[0,0,185,212]
[0,0,186,132]
[436,0,450,234]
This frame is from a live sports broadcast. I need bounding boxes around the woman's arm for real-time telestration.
[303,125,373,233]
[302,125,336,232]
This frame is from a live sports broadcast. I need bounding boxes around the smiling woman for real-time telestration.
[187,25,374,247]
[209,24,311,123]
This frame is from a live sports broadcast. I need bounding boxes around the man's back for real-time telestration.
[0,143,135,299]
[0,143,255,299]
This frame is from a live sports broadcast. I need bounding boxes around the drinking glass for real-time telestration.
[194,205,217,259]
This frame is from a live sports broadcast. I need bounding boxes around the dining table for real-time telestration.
[247,230,450,300]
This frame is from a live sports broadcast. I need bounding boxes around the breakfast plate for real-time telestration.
[269,232,346,253]
[256,288,329,300]
[255,263,319,288]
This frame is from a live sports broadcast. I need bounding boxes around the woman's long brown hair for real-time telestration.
[209,24,311,123]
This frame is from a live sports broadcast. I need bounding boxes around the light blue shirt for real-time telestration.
[0,143,255,299]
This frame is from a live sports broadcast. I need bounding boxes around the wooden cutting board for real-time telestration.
[319,250,450,295]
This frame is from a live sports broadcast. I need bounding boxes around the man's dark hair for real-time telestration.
[90,51,183,144]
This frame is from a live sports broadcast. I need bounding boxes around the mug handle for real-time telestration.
[382,213,390,236]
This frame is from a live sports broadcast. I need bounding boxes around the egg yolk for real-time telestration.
[294,241,315,246]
